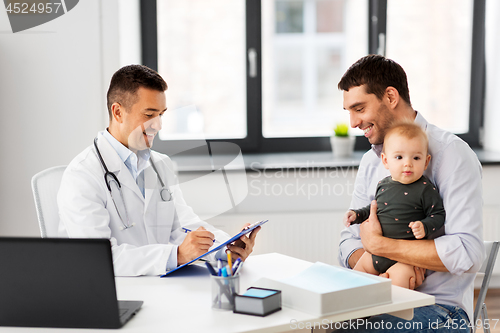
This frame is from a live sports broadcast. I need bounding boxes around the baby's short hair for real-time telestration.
[383,121,429,153]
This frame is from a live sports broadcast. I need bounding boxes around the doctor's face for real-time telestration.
[117,87,166,153]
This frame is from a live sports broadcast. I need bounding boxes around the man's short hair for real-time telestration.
[383,122,428,154]
[338,54,411,107]
[107,65,168,118]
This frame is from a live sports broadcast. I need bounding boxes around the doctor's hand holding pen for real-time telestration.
[226,223,261,262]
[177,227,215,266]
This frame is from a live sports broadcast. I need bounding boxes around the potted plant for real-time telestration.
[330,123,355,157]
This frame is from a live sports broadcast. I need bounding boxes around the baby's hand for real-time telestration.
[409,221,426,239]
[343,210,357,227]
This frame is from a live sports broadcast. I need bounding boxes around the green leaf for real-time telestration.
[334,123,349,137]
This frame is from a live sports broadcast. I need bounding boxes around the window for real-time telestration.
[370,0,485,147]
[141,0,484,153]
[262,0,366,138]
[386,0,472,134]
[156,0,247,141]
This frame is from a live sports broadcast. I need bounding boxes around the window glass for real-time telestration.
[276,0,304,33]
[386,0,473,134]
[156,0,247,140]
[262,0,368,138]
[316,0,343,33]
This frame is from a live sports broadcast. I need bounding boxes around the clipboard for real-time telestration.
[161,220,268,277]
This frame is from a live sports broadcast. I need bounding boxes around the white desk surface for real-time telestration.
[0,253,434,333]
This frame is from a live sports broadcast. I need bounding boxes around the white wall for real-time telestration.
[118,0,141,66]
[0,0,119,235]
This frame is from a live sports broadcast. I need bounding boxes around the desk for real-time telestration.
[0,253,434,333]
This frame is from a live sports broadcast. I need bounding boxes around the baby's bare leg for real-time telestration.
[353,252,379,275]
[385,262,417,289]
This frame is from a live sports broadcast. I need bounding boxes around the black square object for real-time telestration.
[233,287,281,317]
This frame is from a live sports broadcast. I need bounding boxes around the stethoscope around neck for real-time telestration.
[93,137,172,231]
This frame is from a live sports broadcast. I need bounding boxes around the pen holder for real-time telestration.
[211,274,240,311]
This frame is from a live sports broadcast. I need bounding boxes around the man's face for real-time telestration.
[343,85,395,145]
[381,134,431,184]
[117,87,167,152]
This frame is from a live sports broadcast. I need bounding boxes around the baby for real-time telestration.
[343,122,445,288]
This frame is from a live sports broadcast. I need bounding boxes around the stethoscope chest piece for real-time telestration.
[160,187,172,202]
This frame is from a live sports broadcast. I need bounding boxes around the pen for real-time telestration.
[227,251,232,274]
[181,227,216,243]
[205,262,217,276]
[217,259,222,276]
[232,258,242,275]
[233,261,243,276]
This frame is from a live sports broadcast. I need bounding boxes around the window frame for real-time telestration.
[141,0,484,154]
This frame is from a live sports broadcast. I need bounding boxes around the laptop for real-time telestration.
[0,237,143,329]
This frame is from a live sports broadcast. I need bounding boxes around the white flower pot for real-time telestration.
[330,136,355,158]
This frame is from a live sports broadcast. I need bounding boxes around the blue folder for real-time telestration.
[161,220,268,277]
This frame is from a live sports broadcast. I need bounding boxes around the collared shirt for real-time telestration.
[100,130,226,269]
[102,129,150,197]
[338,112,485,321]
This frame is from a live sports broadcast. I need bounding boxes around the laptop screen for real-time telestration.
[0,237,123,328]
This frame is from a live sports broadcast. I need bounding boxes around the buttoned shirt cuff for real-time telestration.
[338,233,363,268]
[434,235,473,275]
[166,245,179,271]
[345,247,363,269]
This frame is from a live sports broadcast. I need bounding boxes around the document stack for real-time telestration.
[252,262,391,317]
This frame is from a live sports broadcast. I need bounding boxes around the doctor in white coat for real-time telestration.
[58,65,259,276]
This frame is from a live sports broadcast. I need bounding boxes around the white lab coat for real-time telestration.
[58,132,230,276]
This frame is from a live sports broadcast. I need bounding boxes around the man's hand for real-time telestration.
[177,227,215,266]
[379,266,426,290]
[343,210,357,227]
[227,223,261,262]
[409,221,426,239]
[409,266,426,289]
[359,200,384,254]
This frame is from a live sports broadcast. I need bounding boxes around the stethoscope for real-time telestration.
[93,137,173,230]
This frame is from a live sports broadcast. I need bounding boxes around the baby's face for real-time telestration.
[381,134,431,184]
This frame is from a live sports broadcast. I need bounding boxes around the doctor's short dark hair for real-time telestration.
[106,65,168,118]
[338,54,412,107]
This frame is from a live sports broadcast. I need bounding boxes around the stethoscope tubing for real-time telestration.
[94,138,121,192]
[93,136,172,230]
